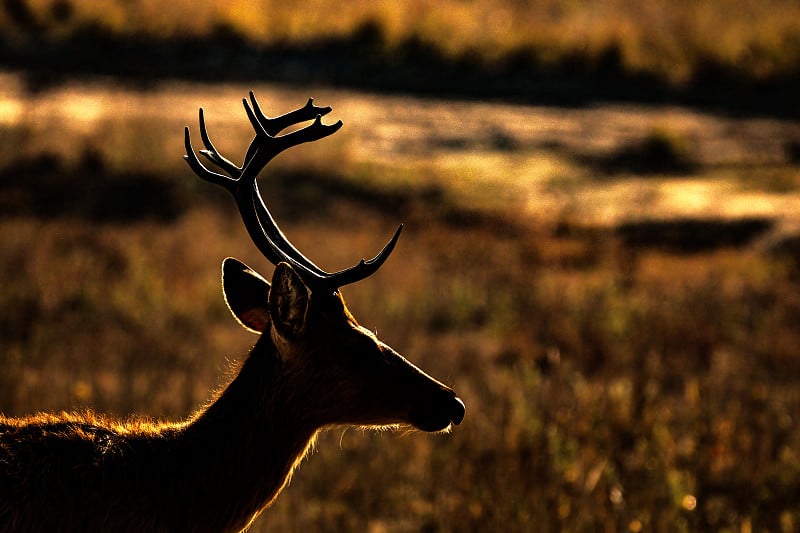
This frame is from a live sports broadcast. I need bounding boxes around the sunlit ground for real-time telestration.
[2,72,798,227]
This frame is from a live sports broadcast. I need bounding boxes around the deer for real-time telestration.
[0,93,465,533]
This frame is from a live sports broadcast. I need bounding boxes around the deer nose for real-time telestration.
[408,388,466,432]
[450,396,466,425]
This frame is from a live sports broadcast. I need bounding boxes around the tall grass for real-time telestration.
[3,196,799,531]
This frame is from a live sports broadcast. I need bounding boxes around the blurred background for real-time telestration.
[1,1,800,531]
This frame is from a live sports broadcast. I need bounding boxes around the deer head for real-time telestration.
[184,93,465,433]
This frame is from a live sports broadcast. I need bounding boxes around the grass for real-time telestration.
[1,77,800,531]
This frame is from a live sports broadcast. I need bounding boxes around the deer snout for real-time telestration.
[377,340,465,432]
[450,396,466,425]
[409,385,466,433]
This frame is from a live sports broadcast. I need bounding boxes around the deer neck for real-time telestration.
[177,334,319,531]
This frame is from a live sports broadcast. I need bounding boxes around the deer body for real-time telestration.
[0,96,464,532]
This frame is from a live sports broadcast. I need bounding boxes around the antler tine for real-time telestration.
[240,101,343,183]
[240,94,334,169]
[183,124,237,192]
[318,223,404,289]
[197,108,243,178]
[249,92,332,136]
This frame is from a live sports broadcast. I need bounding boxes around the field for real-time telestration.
[1,70,799,531]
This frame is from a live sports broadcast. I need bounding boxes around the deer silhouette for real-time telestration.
[0,93,465,533]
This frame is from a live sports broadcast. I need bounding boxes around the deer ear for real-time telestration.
[221,257,271,334]
[269,262,309,339]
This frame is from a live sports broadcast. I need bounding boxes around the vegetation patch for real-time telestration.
[595,128,697,175]
[0,151,190,222]
[616,217,774,253]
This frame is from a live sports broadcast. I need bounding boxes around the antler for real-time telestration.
[184,92,402,294]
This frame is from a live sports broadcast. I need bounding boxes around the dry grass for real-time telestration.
[1,77,800,531]
[3,195,800,532]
